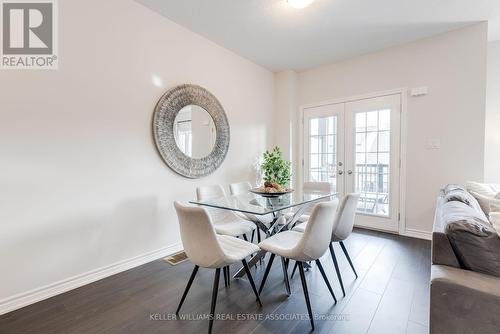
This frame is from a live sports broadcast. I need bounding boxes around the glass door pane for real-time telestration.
[353,109,390,216]
[308,116,337,191]
[303,103,345,196]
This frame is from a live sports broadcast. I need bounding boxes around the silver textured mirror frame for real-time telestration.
[152,84,230,178]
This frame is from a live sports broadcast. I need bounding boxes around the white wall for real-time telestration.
[485,41,500,182]
[274,70,299,187]
[279,23,488,235]
[0,0,274,312]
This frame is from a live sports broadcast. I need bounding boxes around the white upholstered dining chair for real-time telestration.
[228,181,253,197]
[229,181,274,243]
[197,185,258,283]
[173,202,262,334]
[292,193,360,297]
[286,182,333,224]
[257,200,339,330]
[196,184,257,239]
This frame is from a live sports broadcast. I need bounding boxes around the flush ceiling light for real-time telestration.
[287,0,315,8]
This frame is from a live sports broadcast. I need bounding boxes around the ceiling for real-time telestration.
[136,0,500,71]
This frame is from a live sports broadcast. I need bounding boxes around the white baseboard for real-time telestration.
[0,242,183,316]
[402,228,432,240]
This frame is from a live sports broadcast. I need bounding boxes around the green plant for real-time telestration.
[261,146,291,187]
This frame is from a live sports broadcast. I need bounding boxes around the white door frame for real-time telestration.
[298,88,408,235]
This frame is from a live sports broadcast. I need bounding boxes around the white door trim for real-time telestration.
[299,88,408,235]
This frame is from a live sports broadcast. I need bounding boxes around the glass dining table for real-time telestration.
[190,189,337,278]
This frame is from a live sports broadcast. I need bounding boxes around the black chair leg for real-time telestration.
[290,261,299,279]
[305,261,311,271]
[176,265,199,315]
[315,259,337,303]
[258,253,275,294]
[223,266,228,287]
[225,266,231,287]
[242,259,262,306]
[280,257,291,296]
[298,262,314,331]
[208,268,221,334]
[340,241,358,278]
[329,243,345,297]
[257,231,263,265]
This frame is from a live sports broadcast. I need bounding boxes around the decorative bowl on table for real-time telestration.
[250,182,294,198]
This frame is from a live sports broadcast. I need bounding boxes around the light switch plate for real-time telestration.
[410,87,428,97]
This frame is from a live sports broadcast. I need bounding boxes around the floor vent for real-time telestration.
[164,251,188,265]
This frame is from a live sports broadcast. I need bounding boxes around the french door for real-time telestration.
[303,94,401,232]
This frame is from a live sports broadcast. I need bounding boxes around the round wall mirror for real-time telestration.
[152,84,230,178]
[173,105,216,159]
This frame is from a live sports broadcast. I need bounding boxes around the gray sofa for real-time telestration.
[431,188,500,334]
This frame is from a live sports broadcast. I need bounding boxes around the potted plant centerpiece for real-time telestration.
[251,147,293,197]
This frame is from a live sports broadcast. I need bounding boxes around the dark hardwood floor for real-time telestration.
[0,229,431,334]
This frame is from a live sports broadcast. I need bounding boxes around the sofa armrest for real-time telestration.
[432,196,461,268]
[431,265,500,334]
[431,231,460,268]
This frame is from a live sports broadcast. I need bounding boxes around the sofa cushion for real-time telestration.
[443,185,484,215]
[430,265,500,334]
[433,197,461,267]
[491,213,500,238]
[470,191,500,216]
[443,184,465,193]
[441,198,489,224]
[490,200,500,238]
[444,203,500,277]
[466,181,499,198]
